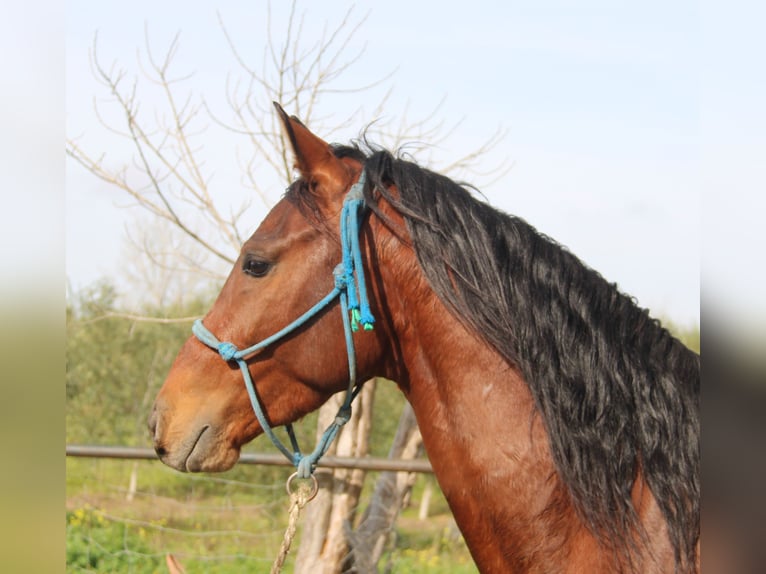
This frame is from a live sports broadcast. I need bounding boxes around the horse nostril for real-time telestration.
[155,445,167,457]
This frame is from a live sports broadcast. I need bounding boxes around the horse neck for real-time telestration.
[369,233,577,571]
[369,227,677,573]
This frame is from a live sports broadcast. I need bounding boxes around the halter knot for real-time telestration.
[333,264,348,290]
[296,456,315,480]
[217,342,239,361]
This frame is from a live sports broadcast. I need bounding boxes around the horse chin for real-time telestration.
[187,431,241,473]
[161,425,241,473]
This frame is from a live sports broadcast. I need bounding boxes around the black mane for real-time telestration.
[335,145,700,571]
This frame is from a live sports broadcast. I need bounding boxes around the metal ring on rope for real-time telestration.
[285,471,319,502]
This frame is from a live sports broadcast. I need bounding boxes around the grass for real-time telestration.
[66,457,477,573]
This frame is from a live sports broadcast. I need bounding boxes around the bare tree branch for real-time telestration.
[68,34,239,269]
[82,311,201,325]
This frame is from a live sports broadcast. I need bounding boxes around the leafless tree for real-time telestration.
[67,2,508,572]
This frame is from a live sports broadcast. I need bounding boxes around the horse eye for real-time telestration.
[243,258,272,278]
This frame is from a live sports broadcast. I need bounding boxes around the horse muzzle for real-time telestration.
[148,399,241,473]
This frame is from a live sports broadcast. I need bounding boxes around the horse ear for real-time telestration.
[273,102,348,201]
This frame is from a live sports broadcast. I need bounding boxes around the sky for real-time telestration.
[64,0,707,326]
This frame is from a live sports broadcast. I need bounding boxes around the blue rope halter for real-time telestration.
[191,171,375,479]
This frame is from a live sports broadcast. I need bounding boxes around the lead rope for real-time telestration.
[270,474,318,574]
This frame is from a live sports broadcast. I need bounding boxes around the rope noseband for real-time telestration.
[191,171,374,479]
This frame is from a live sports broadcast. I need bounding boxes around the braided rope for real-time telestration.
[270,475,318,574]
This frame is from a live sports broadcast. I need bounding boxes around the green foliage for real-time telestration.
[369,379,410,457]
[66,458,475,573]
[387,514,478,573]
[67,506,161,572]
[66,280,210,446]
[65,502,273,573]
[66,457,287,573]
[386,545,477,574]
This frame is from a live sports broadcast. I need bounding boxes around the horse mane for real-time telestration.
[319,144,699,570]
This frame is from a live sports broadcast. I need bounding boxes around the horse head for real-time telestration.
[148,104,389,472]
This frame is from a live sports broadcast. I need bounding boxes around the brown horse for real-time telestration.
[149,103,699,573]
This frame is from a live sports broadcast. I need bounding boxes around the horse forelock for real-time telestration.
[354,147,699,571]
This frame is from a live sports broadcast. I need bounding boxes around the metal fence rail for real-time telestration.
[66,444,434,474]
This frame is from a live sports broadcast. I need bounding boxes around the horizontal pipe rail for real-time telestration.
[66,444,434,474]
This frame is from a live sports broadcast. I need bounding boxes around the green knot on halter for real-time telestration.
[351,308,375,332]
